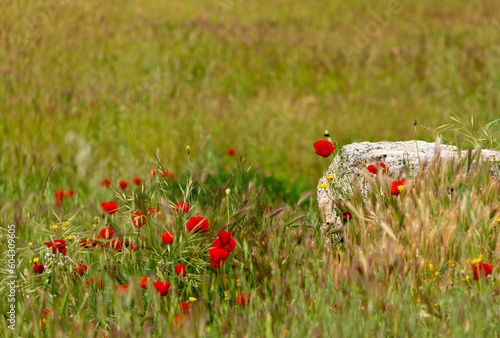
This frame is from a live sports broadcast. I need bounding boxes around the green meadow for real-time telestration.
[1,0,499,336]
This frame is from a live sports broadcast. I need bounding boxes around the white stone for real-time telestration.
[317,140,500,233]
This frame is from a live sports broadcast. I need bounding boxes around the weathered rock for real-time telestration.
[317,140,500,234]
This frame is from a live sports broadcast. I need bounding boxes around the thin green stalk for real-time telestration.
[414,120,420,165]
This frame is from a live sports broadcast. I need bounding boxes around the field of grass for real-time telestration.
[1,0,500,336]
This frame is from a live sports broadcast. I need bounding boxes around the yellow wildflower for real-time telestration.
[189,297,197,302]
[428,264,433,270]
[461,275,470,282]
[33,257,39,263]
[61,226,66,230]
[448,260,455,267]
[28,242,32,246]
[319,182,330,189]
[93,224,97,228]
[62,221,70,226]
[224,290,229,297]
[470,254,482,265]
[50,225,58,229]
[283,329,289,335]
[397,185,404,192]
[326,175,336,182]
[435,271,439,276]
[433,303,439,307]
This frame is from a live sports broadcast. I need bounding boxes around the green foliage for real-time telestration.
[1,0,500,336]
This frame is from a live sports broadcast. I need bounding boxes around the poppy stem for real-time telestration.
[414,125,420,165]
[226,198,230,230]
[225,188,231,230]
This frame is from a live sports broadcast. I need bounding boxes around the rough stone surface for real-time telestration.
[317,140,500,235]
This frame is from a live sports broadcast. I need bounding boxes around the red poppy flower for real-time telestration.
[236,292,251,307]
[73,263,88,277]
[45,239,67,255]
[162,232,174,245]
[174,264,187,277]
[40,309,51,329]
[149,169,156,176]
[119,180,128,190]
[153,281,171,296]
[186,216,209,233]
[81,235,101,248]
[124,239,138,251]
[173,202,190,215]
[132,176,142,185]
[173,314,185,330]
[54,190,65,206]
[367,162,387,175]
[68,190,75,197]
[227,148,236,156]
[111,238,123,251]
[101,179,111,187]
[115,285,129,293]
[101,201,119,215]
[100,227,114,239]
[132,211,146,227]
[209,247,230,268]
[161,170,177,178]
[472,262,494,281]
[341,212,352,223]
[147,207,159,214]
[33,264,45,274]
[180,301,191,313]
[147,207,163,220]
[86,278,104,291]
[313,140,335,158]
[212,231,236,252]
[54,190,65,200]
[390,178,406,196]
[139,277,149,289]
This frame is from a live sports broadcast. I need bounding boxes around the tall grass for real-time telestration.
[1,149,499,336]
[1,0,500,190]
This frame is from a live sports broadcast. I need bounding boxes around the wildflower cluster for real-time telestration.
[30,163,251,331]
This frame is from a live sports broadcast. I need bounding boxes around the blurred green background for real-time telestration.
[1,0,499,203]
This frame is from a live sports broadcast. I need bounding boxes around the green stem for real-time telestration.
[414,126,420,165]
[226,196,230,231]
